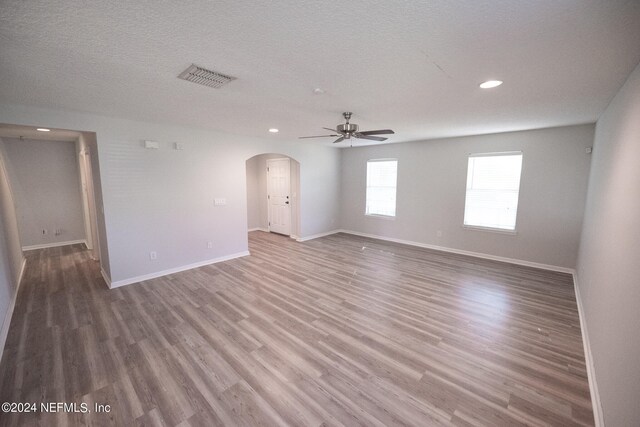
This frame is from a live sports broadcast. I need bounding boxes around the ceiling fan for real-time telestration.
[299,112,394,144]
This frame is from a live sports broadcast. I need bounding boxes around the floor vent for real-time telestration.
[178,64,236,89]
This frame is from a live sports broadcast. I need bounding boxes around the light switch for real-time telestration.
[144,140,159,149]
[214,198,227,206]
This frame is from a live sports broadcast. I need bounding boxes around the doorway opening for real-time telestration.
[0,123,107,273]
[246,153,300,238]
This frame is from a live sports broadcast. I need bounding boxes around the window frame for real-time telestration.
[462,151,523,234]
[365,158,398,219]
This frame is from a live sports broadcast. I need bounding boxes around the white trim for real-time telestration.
[573,272,604,427]
[365,213,396,221]
[108,251,250,289]
[0,257,26,363]
[296,229,342,242]
[338,229,575,274]
[468,150,523,158]
[22,239,87,251]
[367,158,398,162]
[463,224,518,235]
[248,227,269,232]
[100,267,112,288]
[18,256,27,284]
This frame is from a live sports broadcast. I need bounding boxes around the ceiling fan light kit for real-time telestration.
[299,112,395,145]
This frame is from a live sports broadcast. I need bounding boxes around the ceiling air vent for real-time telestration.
[178,64,236,89]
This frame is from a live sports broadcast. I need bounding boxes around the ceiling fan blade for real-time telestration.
[356,135,387,142]
[333,136,345,144]
[323,127,343,134]
[298,134,339,139]
[358,129,395,136]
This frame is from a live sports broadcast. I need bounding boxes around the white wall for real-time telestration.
[0,138,25,358]
[576,62,640,426]
[0,103,341,285]
[341,124,594,269]
[3,138,85,248]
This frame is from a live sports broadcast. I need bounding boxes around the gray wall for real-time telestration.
[0,104,341,284]
[0,138,25,355]
[246,156,261,230]
[3,138,85,248]
[341,124,594,269]
[576,62,640,426]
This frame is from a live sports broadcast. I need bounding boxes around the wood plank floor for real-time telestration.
[0,231,594,426]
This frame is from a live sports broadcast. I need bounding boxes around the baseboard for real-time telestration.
[18,256,26,285]
[572,273,604,427]
[100,267,112,288]
[296,229,342,242]
[22,239,87,251]
[108,251,251,289]
[337,229,575,274]
[0,256,26,363]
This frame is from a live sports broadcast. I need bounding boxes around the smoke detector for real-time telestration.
[178,64,236,89]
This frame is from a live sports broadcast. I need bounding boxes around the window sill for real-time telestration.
[365,214,396,221]
[463,225,517,235]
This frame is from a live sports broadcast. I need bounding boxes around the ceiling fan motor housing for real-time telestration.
[337,123,358,137]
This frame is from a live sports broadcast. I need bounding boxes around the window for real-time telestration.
[366,159,397,217]
[464,152,523,231]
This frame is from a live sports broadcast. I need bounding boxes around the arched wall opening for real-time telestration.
[246,153,301,239]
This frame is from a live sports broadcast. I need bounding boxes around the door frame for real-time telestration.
[77,141,100,261]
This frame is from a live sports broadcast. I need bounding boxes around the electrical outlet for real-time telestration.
[149,251,157,260]
[207,241,213,249]
[55,228,62,236]
[42,229,48,235]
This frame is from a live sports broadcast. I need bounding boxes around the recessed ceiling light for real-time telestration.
[268,128,279,133]
[313,88,325,95]
[36,128,50,132]
[479,80,503,89]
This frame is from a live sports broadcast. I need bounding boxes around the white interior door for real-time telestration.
[267,158,291,236]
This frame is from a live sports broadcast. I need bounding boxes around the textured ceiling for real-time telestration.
[1,0,639,145]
